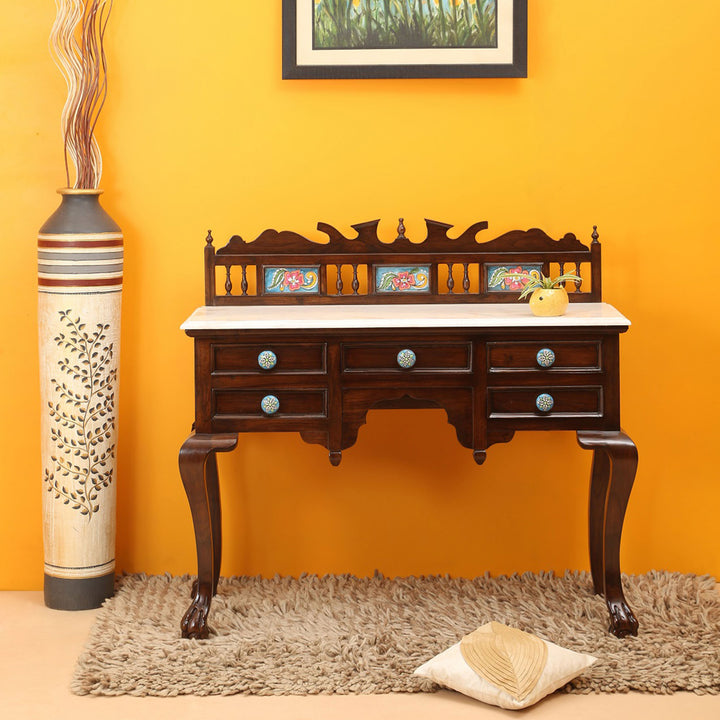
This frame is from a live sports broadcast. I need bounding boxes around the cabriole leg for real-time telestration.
[179,432,237,639]
[577,430,639,638]
[588,447,611,595]
[205,451,222,595]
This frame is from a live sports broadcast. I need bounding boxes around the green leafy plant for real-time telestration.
[494,270,583,301]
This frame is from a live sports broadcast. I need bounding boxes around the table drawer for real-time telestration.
[342,342,472,373]
[212,388,327,419]
[488,341,601,372]
[488,386,603,418]
[211,342,326,374]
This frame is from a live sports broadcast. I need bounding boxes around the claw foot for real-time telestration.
[181,583,212,639]
[607,599,639,638]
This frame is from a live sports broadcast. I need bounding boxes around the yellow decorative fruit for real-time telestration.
[528,287,569,316]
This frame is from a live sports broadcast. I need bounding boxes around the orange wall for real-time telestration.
[2,1,720,589]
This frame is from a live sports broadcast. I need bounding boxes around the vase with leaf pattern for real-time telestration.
[40,0,120,609]
[38,189,122,609]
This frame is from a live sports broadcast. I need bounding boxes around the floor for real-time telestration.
[2,591,718,720]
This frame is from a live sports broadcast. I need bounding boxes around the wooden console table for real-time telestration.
[179,218,638,640]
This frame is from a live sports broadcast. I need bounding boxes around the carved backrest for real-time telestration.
[203,218,602,305]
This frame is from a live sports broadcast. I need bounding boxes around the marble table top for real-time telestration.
[182,302,630,331]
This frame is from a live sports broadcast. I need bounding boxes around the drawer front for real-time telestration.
[212,388,327,419]
[211,342,326,374]
[488,341,601,372]
[487,386,603,418]
[342,342,472,373]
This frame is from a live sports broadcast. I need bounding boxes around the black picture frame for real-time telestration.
[282,0,527,80]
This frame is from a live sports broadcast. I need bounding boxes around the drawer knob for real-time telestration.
[536,348,556,368]
[257,350,277,370]
[536,393,554,412]
[397,349,417,369]
[261,395,280,415]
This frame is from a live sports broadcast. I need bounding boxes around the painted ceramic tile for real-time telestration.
[264,266,320,294]
[375,265,430,293]
[487,264,542,292]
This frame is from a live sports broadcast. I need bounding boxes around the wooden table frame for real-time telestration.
[178,219,638,640]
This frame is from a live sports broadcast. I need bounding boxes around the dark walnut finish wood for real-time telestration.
[180,219,637,640]
[178,432,237,639]
[203,218,602,305]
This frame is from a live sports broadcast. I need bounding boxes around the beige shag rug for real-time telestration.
[72,571,720,696]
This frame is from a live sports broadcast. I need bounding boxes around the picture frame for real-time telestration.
[282,0,527,80]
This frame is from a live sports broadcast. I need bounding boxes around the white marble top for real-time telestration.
[181,303,630,331]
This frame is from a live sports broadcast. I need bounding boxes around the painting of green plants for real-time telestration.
[313,0,497,50]
[43,310,117,519]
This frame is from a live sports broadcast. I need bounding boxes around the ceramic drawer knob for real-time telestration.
[261,395,280,415]
[536,348,556,368]
[258,350,277,370]
[536,393,554,412]
[397,349,417,369]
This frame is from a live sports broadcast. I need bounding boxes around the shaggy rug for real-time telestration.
[71,571,720,696]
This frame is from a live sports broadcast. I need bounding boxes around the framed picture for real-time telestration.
[282,0,527,80]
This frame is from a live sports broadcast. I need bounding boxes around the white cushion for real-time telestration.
[414,622,597,710]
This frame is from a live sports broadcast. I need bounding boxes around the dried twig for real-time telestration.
[49,0,113,189]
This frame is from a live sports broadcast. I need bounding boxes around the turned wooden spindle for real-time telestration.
[240,265,248,296]
[447,263,454,293]
[204,231,215,305]
[336,265,343,295]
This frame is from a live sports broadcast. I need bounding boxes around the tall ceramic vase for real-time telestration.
[38,188,122,610]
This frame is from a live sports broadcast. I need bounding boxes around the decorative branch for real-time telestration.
[44,310,116,519]
[49,0,113,189]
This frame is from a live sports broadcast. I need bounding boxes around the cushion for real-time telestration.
[413,621,597,710]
